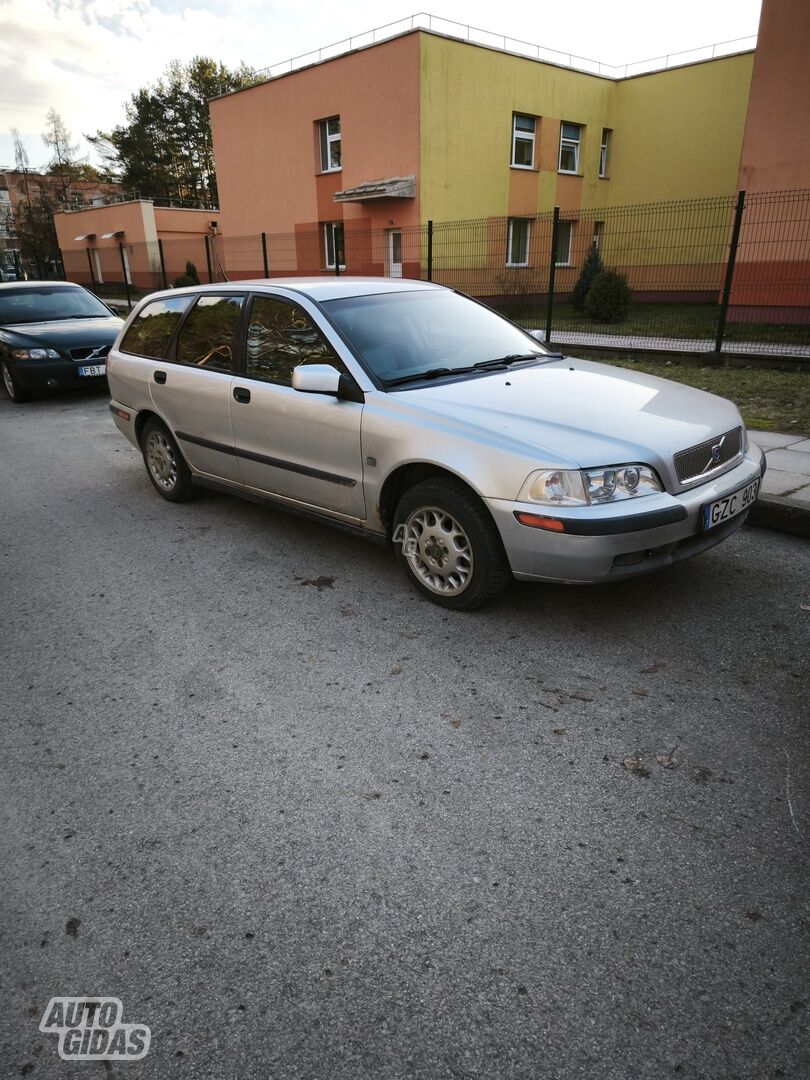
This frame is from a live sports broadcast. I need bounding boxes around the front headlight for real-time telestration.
[518,464,663,506]
[11,348,61,360]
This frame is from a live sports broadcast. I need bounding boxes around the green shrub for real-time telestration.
[570,243,604,311]
[172,262,200,289]
[584,269,631,323]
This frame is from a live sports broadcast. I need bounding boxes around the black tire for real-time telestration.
[393,477,512,610]
[2,361,33,403]
[140,417,198,502]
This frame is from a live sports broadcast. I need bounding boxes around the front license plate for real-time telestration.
[78,364,106,377]
[702,478,760,531]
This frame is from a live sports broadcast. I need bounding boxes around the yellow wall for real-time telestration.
[419,34,754,224]
[610,54,754,205]
[419,35,614,222]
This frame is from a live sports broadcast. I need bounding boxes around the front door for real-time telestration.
[387,230,402,278]
[229,293,365,519]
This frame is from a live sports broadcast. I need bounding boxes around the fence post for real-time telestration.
[204,235,214,283]
[86,247,96,291]
[118,242,131,310]
[544,207,560,344]
[261,232,269,278]
[158,239,168,289]
[715,189,746,354]
[427,220,433,282]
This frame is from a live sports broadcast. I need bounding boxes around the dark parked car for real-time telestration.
[0,282,123,403]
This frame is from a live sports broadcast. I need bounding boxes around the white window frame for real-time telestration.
[511,114,536,169]
[318,117,341,173]
[506,218,530,267]
[592,221,604,251]
[323,221,345,270]
[555,221,573,267]
[558,122,581,175]
[599,129,611,178]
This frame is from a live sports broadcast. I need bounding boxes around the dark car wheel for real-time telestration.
[393,477,512,610]
[141,418,197,503]
[2,361,33,403]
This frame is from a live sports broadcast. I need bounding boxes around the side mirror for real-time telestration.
[292,364,342,395]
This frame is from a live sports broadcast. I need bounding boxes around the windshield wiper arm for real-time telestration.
[472,352,550,370]
[384,367,457,387]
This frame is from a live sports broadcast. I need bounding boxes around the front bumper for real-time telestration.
[486,444,765,584]
[9,357,107,391]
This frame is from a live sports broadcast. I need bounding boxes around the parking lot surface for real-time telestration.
[1,390,809,1079]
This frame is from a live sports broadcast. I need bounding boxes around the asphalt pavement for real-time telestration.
[1,389,809,1080]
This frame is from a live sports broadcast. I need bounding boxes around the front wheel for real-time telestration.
[393,478,512,610]
[140,418,197,502]
[2,361,33,403]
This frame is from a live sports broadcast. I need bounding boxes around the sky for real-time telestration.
[1,0,763,172]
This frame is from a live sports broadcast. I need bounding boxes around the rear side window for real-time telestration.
[120,297,193,359]
[176,295,244,373]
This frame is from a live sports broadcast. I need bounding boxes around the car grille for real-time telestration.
[674,427,743,484]
[70,345,111,362]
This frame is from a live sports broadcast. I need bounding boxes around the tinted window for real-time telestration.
[245,296,344,386]
[0,285,112,325]
[120,296,193,359]
[176,295,244,373]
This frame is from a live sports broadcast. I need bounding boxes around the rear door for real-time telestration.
[228,292,365,519]
[149,294,245,484]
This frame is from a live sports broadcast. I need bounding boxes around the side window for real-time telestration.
[245,296,345,386]
[120,296,193,359]
[176,295,244,373]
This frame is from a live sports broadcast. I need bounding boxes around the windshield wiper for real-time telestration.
[384,351,564,389]
[384,367,456,387]
[472,352,546,370]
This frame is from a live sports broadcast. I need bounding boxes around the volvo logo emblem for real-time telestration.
[710,440,724,462]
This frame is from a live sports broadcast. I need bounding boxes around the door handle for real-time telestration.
[153,370,167,385]
[233,386,251,404]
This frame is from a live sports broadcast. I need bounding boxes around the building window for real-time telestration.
[555,221,573,266]
[323,221,345,270]
[599,129,611,178]
[506,218,530,267]
[558,122,581,174]
[318,117,341,172]
[511,114,536,168]
[592,221,604,251]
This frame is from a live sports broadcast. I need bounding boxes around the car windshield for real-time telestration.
[321,289,549,386]
[0,286,112,325]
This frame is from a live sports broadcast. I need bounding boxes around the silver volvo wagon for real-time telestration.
[107,279,764,609]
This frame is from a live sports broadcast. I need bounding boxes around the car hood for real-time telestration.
[397,357,742,469]
[0,316,123,351]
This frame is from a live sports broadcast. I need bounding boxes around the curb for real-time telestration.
[747,496,810,539]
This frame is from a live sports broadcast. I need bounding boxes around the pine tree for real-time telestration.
[570,242,604,311]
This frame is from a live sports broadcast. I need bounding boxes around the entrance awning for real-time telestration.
[333,176,416,203]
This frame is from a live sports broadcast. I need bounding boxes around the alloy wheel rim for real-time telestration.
[146,431,178,491]
[402,505,473,595]
[2,363,14,398]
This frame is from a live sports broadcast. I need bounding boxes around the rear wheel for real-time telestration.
[393,477,512,610]
[141,418,197,502]
[2,361,32,403]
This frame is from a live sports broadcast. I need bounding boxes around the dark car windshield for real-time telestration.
[0,286,113,325]
[321,289,548,386]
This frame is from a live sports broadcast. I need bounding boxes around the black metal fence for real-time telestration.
[60,188,810,358]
